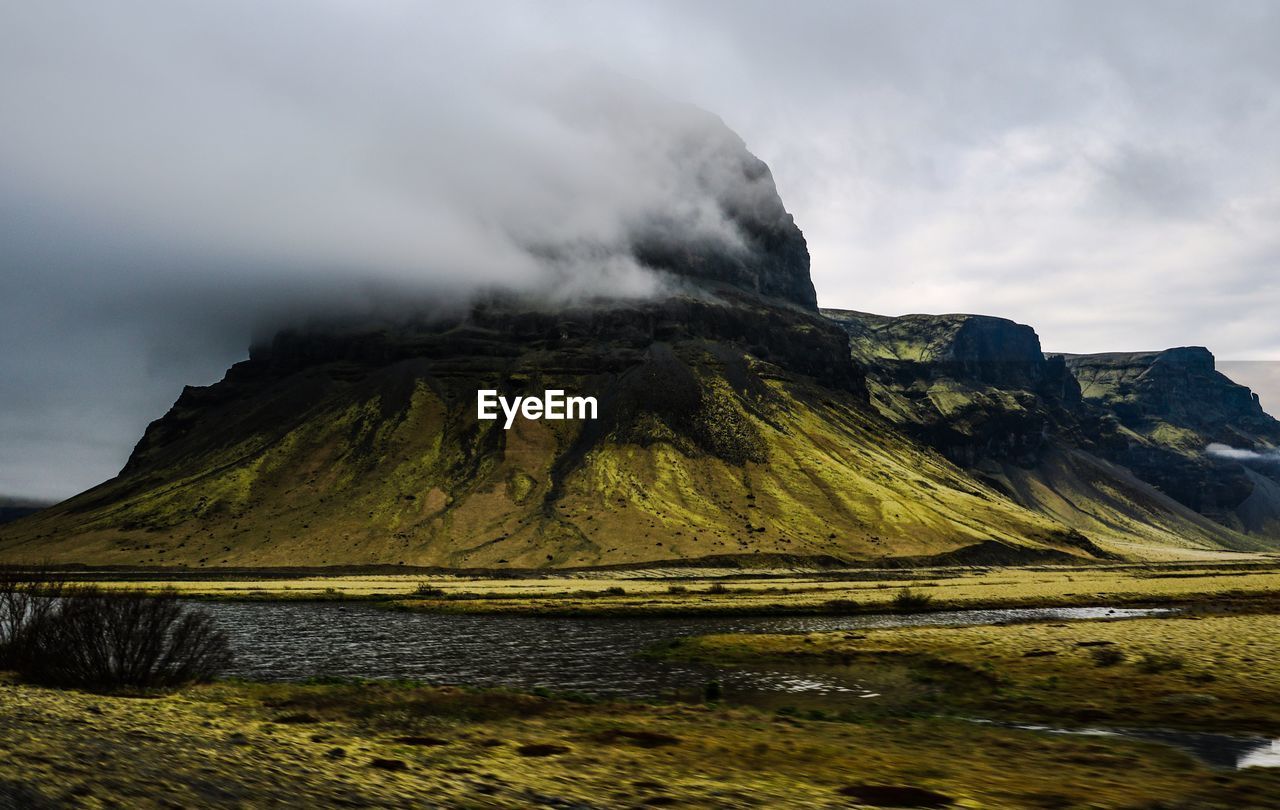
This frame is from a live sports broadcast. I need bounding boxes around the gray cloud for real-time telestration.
[0,13,744,301]
[1206,443,1280,464]
[3,0,1280,499]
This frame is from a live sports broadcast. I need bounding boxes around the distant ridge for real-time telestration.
[0,497,53,526]
[828,309,1280,552]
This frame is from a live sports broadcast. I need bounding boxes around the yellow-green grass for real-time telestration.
[9,337,1194,570]
[62,558,1280,616]
[659,612,1280,735]
[2,676,1279,808]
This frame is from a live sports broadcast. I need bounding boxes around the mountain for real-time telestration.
[826,310,1280,554]
[0,497,50,526]
[0,113,1103,569]
[828,311,1085,468]
[3,109,1276,568]
[2,290,1104,568]
[1064,349,1280,537]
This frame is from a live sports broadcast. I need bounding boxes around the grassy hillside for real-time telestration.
[0,319,1092,567]
[8,301,1275,567]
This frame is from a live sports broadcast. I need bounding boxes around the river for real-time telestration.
[197,602,1164,698]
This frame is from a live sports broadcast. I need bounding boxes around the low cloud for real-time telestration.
[0,4,767,499]
[1,15,753,310]
[1206,443,1280,463]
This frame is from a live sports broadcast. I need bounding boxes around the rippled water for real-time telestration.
[195,601,1280,769]
[196,602,1167,699]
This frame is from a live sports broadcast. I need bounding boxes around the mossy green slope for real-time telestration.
[0,298,1093,568]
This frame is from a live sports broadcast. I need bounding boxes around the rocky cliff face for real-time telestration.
[825,310,1083,468]
[827,310,1280,549]
[123,296,859,483]
[1065,349,1280,534]
[628,114,818,310]
[1065,348,1278,442]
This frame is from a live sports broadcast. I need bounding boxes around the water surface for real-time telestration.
[200,601,1280,768]
[198,602,1166,699]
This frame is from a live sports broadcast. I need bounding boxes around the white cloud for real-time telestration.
[1206,443,1280,463]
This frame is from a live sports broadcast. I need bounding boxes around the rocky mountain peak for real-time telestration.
[623,110,817,310]
[826,310,1079,401]
[503,78,818,312]
[1064,348,1276,438]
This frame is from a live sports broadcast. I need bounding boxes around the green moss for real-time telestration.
[658,612,1280,735]
[5,667,1280,808]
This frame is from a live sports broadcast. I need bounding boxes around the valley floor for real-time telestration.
[6,609,1280,810]
[50,556,1280,616]
[2,610,1280,808]
[7,562,1280,807]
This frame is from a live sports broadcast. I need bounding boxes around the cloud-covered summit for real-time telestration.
[3,0,1279,500]
[1,16,776,308]
[1,3,807,499]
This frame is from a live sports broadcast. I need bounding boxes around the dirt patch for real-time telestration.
[391,736,449,746]
[368,758,408,771]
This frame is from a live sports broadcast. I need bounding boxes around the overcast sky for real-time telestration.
[3,0,1279,501]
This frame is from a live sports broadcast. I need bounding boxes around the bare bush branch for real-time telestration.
[0,567,230,690]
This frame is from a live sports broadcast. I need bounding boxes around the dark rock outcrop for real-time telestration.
[1065,348,1278,441]
[124,293,862,480]
[825,310,1083,468]
[629,123,818,310]
[1064,348,1280,532]
[828,309,1280,545]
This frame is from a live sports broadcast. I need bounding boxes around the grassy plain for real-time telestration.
[658,612,1280,735]
[3,668,1280,809]
[8,562,1280,807]
[58,556,1280,616]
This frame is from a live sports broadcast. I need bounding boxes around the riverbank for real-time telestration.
[44,557,1280,617]
[655,612,1280,736]
[3,673,1279,808]
[6,587,1280,806]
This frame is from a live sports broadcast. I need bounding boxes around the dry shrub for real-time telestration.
[0,566,230,690]
[892,587,934,610]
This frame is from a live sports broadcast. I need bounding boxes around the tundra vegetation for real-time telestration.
[44,557,1280,615]
[3,611,1280,806]
[3,562,1280,806]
